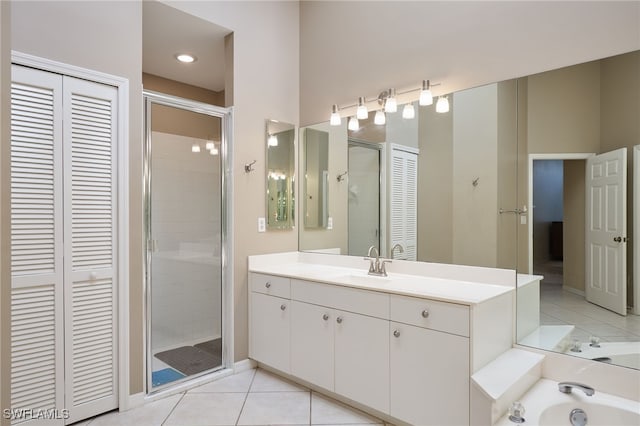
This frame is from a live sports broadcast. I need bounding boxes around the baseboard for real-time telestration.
[234,358,257,373]
[562,285,585,297]
[121,392,145,411]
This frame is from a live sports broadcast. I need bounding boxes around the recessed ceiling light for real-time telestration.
[175,53,197,64]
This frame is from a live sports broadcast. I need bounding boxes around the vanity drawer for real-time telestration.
[291,279,389,319]
[250,273,291,298]
[390,294,469,337]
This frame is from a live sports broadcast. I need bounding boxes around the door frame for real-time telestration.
[527,153,594,275]
[143,90,235,394]
[634,146,640,315]
[11,51,132,410]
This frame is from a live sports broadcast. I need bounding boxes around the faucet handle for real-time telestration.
[380,259,392,276]
[508,401,525,424]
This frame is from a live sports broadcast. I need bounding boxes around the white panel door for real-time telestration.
[62,77,118,424]
[586,148,627,315]
[10,65,65,425]
[290,301,334,390]
[334,311,389,413]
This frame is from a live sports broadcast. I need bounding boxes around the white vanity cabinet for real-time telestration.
[249,273,291,373]
[248,266,513,426]
[389,295,470,425]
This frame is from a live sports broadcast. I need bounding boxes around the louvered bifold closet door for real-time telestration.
[62,77,118,424]
[10,65,65,425]
[389,147,418,261]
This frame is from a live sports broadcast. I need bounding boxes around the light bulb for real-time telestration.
[205,141,214,150]
[419,80,433,106]
[402,103,415,119]
[436,96,450,113]
[191,143,200,153]
[176,53,196,63]
[384,88,397,113]
[330,104,341,126]
[348,116,359,131]
[374,110,386,125]
[210,146,219,155]
[268,134,278,147]
[356,96,368,119]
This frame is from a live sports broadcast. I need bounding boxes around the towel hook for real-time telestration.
[244,160,257,173]
[337,171,348,182]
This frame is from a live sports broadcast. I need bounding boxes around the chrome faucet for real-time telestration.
[558,382,595,396]
[391,243,404,259]
[365,246,392,277]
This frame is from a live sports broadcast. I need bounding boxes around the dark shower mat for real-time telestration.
[154,346,222,376]
[194,338,222,357]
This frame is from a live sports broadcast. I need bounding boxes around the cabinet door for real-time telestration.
[390,322,469,426]
[334,311,389,413]
[250,292,290,373]
[290,301,334,390]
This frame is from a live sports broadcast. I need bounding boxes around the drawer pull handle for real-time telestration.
[322,314,329,321]
[280,304,286,311]
[393,330,401,338]
[336,316,343,324]
[421,310,430,318]
[265,282,271,288]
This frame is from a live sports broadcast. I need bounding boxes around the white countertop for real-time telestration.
[249,259,513,306]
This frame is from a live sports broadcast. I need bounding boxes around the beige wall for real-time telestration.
[0,2,10,425]
[497,80,518,270]
[516,79,530,272]
[452,84,499,267]
[563,160,586,292]
[143,73,224,105]
[167,1,300,363]
[299,122,349,254]
[600,51,640,305]
[10,0,145,394]
[417,101,453,263]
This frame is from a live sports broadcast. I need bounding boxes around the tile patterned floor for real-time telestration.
[76,368,387,426]
[537,261,640,342]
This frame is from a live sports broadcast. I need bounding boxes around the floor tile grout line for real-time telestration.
[161,391,186,426]
[235,368,258,425]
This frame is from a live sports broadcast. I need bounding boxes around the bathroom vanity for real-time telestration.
[248,252,516,426]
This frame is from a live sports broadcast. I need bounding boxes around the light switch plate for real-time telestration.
[258,217,266,232]
[327,217,333,230]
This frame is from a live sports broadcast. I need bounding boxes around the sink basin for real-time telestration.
[539,402,640,425]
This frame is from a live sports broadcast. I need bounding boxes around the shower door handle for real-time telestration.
[148,239,159,252]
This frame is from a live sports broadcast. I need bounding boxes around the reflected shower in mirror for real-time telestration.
[266,119,295,230]
[302,128,330,229]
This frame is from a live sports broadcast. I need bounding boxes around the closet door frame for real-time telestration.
[12,51,132,411]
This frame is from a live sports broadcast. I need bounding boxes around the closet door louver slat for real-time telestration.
[10,65,64,425]
[389,147,418,261]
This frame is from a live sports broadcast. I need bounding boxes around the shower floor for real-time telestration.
[154,338,222,377]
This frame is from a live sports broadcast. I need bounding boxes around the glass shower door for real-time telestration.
[146,99,225,390]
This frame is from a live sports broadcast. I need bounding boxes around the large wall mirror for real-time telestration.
[266,119,295,230]
[298,50,640,371]
[302,127,330,229]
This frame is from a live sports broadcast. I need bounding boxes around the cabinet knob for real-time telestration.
[280,304,286,311]
[265,282,271,288]
[336,316,343,324]
[421,309,430,318]
[322,314,329,321]
[393,330,401,338]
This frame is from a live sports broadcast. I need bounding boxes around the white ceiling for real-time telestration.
[143,1,231,92]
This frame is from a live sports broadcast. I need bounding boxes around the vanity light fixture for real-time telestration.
[356,97,368,120]
[175,53,197,63]
[348,116,359,131]
[210,145,219,156]
[384,88,397,113]
[402,103,415,119]
[330,104,341,126]
[436,95,450,113]
[205,140,215,150]
[374,110,386,125]
[191,142,201,153]
[267,134,278,147]
[419,80,433,106]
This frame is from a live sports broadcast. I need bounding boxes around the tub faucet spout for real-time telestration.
[558,382,595,396]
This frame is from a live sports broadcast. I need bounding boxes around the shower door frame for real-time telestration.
[143,90,234,394]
